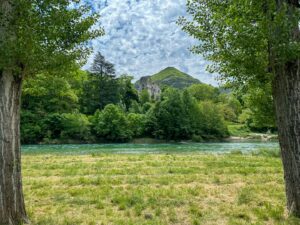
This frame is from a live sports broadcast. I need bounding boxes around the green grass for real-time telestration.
[23,152,300,224]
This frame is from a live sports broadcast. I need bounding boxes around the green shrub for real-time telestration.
[192,135,203,143]
[21,110,43,144]
[42,113,64,139]
[60,113,91,141]
[147,88,191,140]
[128,101,142,114]
[198,101,229,138]
[127,113,146,137]
[142,102,153,113]
[227,124,251,137]
[92,104,132,142]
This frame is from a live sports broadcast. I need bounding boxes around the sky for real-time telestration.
[85,0,218,85]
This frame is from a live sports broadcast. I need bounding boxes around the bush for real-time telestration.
[227,124,251,137]
[21,110,43,144]
[92,104,132,142]
[191,135,203,143]
[60,113,91,141]
[149,89,189,140]
[218,103,238,122]
[22,112,92,143]
[42,113,64,139]
[198,101,229,138]
[128,101,142,114]
[142,102,153,113]
[127,113,147,137]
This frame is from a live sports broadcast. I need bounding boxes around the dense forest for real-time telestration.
[21,52,276,144]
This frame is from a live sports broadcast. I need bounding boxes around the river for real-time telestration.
[22,141,279,155]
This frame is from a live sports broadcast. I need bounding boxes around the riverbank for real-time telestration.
[225,134,278,142]
[227,124,278,141]
[23,150,299,224]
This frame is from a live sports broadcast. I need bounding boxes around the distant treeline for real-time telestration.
[21,53,276,144]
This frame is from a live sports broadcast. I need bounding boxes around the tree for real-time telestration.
[0,0,103,223]
[80,54,120,114]
[80,72,120,114]
[118,75,139,110]
[147,88,228,140]
[218,94,242,123]
[139,89,151,105]
[187,83,219,102]
[60,113,91,141]
[149,88,190,140]
[91,52,116,78]
[22,72,81,114]
[198,101,229,138]
[179,0,300,215]
[20,110,44,144]
[181,90,199,136]
[127,113,147,137]
[242,84,276,131]
[20,67,89,144]
[92,104,132,142]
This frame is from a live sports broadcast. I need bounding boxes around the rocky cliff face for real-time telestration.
[135,76,161,100]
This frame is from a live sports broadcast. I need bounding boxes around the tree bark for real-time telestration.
[273,60,300,216]
[0,70,28,224]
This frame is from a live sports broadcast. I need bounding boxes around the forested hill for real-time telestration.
[136,67,201,89]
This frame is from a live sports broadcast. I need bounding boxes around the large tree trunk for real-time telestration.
[0,70,28,224]
[272,0,300,217]
[273,60,300,216]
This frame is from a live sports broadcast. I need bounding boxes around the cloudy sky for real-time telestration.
[85,0,218,85]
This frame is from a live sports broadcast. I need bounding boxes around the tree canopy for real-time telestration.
[0,0,103,75]
[179,1,300,88]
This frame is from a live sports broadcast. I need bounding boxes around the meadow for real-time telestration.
[22,146,300,225]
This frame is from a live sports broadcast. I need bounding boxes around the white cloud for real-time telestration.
[85,0,219,85]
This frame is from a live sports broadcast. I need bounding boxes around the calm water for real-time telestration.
[22,141,279,155]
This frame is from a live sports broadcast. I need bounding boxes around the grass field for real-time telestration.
[22,152,300,225]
